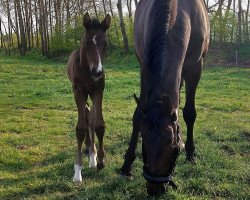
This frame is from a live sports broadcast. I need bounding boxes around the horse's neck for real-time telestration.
[140,62,180,110]
[138,0,180,110]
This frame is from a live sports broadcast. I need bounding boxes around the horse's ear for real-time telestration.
[101,14,111,31]
[161,94,174,116]
[133,93,140,105]
[134,94,145,116]
[171,112,177,122]
[83,12,91,30]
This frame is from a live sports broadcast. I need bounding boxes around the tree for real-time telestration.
[117,0,129,54]
[16,0,27,56]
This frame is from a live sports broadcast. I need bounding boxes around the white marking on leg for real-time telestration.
[89,153,97,168]
[73,164,82,182]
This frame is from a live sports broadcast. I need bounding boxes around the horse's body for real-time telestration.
[67,13,111,182]
[121,0,210,195]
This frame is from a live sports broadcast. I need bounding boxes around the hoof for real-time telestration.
[97,162,105,171]
[184,156,196,164]
[73,177,82,182]
[120,169,133,180]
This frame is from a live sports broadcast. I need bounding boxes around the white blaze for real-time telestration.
[93,35,103,73]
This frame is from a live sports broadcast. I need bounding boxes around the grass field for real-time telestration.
[0,54,249,200]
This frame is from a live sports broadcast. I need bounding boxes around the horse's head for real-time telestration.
[136,94,182,196]
[83,12,111,81]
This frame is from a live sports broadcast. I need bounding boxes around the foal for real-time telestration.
[67,13,111,182]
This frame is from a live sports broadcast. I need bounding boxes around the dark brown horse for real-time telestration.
[120,0,210,196]
[67,13,111,182]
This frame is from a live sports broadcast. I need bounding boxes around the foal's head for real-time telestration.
[83,13,111,81]
[137,95,182,196]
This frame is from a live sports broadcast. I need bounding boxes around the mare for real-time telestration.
[120,0,210,196]
[67,13,111,182]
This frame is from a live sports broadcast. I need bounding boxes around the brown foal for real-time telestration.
[67,13,111,182]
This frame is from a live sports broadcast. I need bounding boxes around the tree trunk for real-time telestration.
[102,0,107,16]
[117,0,129,54]
[16,0,27,56]
[127,0,132,18]
[34,0,39,48]
[245,0,250,42]
[29,0,34,48]
[92,0,99,19]
[6,0,11,54]
[0,19,3,48]
[238,0,242,44]
[134,0,138,7]
[109,0,119,43]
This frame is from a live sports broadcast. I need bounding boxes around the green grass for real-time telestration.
[0,54,249,200]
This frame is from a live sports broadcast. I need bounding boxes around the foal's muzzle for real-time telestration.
[91,69,103,81]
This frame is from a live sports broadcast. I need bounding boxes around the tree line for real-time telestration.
[0,0,249,57]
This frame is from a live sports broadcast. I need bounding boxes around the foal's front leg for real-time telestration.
[89,91,105,170]
[73,86,88,182]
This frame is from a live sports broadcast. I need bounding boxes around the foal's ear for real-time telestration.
[101,14,111,31]
[83,12,91,30]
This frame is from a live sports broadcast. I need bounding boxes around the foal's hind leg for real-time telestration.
[84,105,91,156]
[73,86,88,182]
[183,59,202,162]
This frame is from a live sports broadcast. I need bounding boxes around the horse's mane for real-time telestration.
[146,0,172,74]
[143,0,173,105]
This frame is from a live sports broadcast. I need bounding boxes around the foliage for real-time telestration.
[0,54,249,200]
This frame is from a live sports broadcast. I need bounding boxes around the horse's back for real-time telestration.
[134,0,209,64]
[67,49,80,83]
[181,0,210,62]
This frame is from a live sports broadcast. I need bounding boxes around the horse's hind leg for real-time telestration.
[183,59,202,162]
[73,86,88,182]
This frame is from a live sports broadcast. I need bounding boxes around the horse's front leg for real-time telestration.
[89,91,105,170]
[120,107,142,177]
[183,60,202,162]
[73,85,88,182]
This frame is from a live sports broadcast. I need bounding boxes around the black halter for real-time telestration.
[142,121,181,189]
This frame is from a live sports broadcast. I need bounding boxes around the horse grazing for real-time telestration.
[120,0,210,196]
[67,13,111,182]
